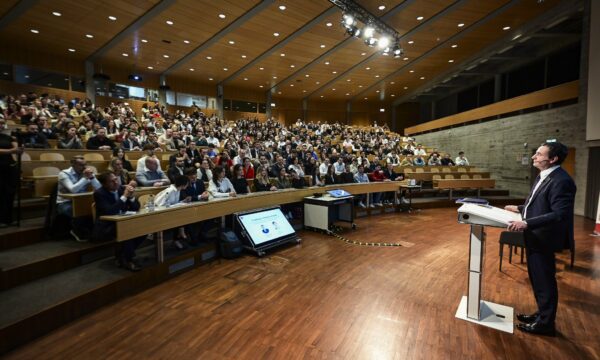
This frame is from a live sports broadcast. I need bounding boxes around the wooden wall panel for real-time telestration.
[0,80,85,101]
[0,46,84,76]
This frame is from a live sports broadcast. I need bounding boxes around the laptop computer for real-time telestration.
[327,189,352,198]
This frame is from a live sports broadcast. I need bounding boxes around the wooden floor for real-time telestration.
[5,208,599,359]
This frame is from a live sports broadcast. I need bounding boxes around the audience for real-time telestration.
[455,151,470,166]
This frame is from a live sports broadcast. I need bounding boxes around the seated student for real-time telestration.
[57,155,102,241]
[428,153,441,166]
[136,144,162,173]
[455,151,470,166]
[208,166,237,198]
[338,164,355,184]
[254,165,278,192]
[413,155,426,166]
[181,168,209,244]
[353,164,370,208]
[242,157,255,179]
[399,155,413,167]
[20,123,50,148]
[197,158,213,182]
[58,127,83,149]
[318,158,330,177]
[368,164,385,207]
[167,157,185,183]
[323,164,337,185]
[231,164,251,194]
[383,163,408,205]
[136,157,170,187]
[440,153,456,166]
[154,175,191,250]
[109,158,134,187]
[287,157,304,177]
[290,169,306,189]
[112,147,133,171]
[86,128,115,150]
[275,167,292,189]
[92,172,144,272]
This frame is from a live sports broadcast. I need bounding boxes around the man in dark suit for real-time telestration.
[505,141,576,336]
[181,168,210,244]
[92,172,145,271]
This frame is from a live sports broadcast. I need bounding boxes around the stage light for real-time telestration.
[343,14,354,27]
[378,36,390,49]
[363,26,375,38]
[365,37,377,47]
[346,25,361,38]
[128,74,143,81]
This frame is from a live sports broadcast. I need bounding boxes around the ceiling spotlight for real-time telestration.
[417,16,424,21]
[408,40,414,44]
[218,14,226,19]
[503,26,511,30]
[273,32,279,37]
[147,66,154,70]
[365,37,378,47]
[279,5,286,10]
[141,39,148,43]
[166,20,174,25]
[183,40,190,44]
[128,74,142,81]
[52,11,62,16]
[163,54,169,58]
[378,37,390,49]
[451,44,458,48]
[122,53,129,57]
[108,16,117,21]
[378,5,386,10]
[346,25,361,38]
[458,23,465,27]
[68,48,76,52]
[223,68,228,71]
[448,59,454,63]
[326,22,333,27]
[241,54,247,58]
[392,45,403,58]
[280,53,285,57]
[343,14,355,27]
[209,78,214,81]
[228,40,235,44]
[320,44,326,48]
[30,29,39,34]
[259,67,264,70]
[189,68,195,71]
[363,26,375,38]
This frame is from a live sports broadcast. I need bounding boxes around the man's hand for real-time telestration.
[200,191,209,200]
[83,168,94,179]
[504,205,519,213]
[153,182,163,187]
[229,192,237,197]
[128,180,137,188]
[123,185,135,198]
[182,196,192,203]
[508,221,527,232]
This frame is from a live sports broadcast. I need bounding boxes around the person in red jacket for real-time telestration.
[368,164,385,206]
[242,157,255,179]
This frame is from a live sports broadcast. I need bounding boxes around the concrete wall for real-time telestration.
[415,103,597,215]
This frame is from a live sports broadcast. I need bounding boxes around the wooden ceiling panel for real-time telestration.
[0,0,159,59]
[0,0,20,18]
[168,0,331,81]
[100,0,260,73]
[357,0,406,15]
[384,0,452,36]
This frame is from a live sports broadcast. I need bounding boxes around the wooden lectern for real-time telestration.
[454,203,522,333]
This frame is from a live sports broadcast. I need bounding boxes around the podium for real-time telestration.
[455,203,522,333]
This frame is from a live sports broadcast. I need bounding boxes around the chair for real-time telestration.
[444,174,455,180]
[404,168,413,173]
[430,168,440,173]
[472,174,482,180]
[415,168,424,173]
[470,167,481,172]
[19,152,31,161]
[32,166,61,177]
[442,167,451,173]
[91,202,96,223]
[432,174,442,180]
[40,153,65,161]
[162,154,172,161]
[138,194,151,209]
[460,174,470,179]
[457,167,467,173]
[499,231,525,271]
[83,153,104,161]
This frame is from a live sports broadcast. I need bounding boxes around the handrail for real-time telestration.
[405,80,579,135]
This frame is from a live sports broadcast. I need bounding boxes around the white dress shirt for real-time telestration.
[524,165,559,218]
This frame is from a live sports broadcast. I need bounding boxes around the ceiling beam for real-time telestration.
[304,0,465,100]
[87,0,177,62]
[269,0,417,94]
[0,0,39,30]
[353,0,521,103]
[219,6,338,86]
[162,0,274,76]
[389,0,582,105]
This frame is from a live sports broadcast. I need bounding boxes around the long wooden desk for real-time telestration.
[405,172,490,182]
[433,179,496,199]
[101,181,403,244]
[21,149,177,161]
[61,186,168,217]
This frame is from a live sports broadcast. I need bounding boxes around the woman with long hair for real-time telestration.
[254,165,277,192]
[112,147,133,171]
[207,166,236,198]
[231,164,251,194]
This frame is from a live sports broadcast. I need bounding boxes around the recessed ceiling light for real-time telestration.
[273,32,280,37]
[279,5,286,10]
[218,14,226,19]
[358,85,363,88]
[404,86,408,89]
[417,16,424,21]
[85,34,94,38]
[259,67,264,70]
[378,5,386,10]
[448,59,454,63]
[163,54,169,58]
[273,76,277,79]
[290,65,295,68]
[244,77,248,80]
[24,75,29,78]
[320,95,324,98]
[316,81,320,84]
[141,39,148,43]
[390,81,395,84]
[259,85,264,88]
[420,76,425,79]
[325,61,330,65]
[147,66,153,69]
[379,108,385,112]
[458,23,465,27]
[241,55,247,58]
[375,75,380,78]
[302,90,307,93]
[188,68,195,72]
[30,29,39,34]
[403,57,409,61]
[209,78,214,81]
[409,70,415,73]
[332,71,337,74]
[228,40,235,44]
[280,53,285,56]
[290,84,294,87]
[278,92,282,94]
[376,90,380,93]
[408,40,414,44]
[223,67,228,71]
[68,48,75,52]
[108,16,117,21]
[361,52,367,56]
[52,11,62,16]
[326,22,333,27]
[206,56,212,60]
[391,94,396,97]
[346,93,350,95]
[183,40,190,44]
[332,88,335,91]
[166,20,174,25]
[503,26,511,30]
[122,53,129,57]
[451,44,458,48]
[364,97,368,100]
[320,44,326,48]
[346,79,351,82]
[305,74,310,77]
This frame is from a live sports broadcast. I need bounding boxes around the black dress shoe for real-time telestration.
[516,313,539,324]
[516,322,555,336]
[117,259,142,272]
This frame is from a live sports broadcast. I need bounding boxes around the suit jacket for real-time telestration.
[519,167,576,252]
[182,179,207,201]
[92,187,140,241]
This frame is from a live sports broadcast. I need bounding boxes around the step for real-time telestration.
[0,217,46,251]
[0,242,217,355]
[0,239,116,290]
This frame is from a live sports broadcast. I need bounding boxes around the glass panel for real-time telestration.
[0,63,12,81]
[176,92,207,108]
[258,103,266,113]
[71,76,85,92]
[166,90,176,105]
[231,100,257,112]
[223,98,232,110]
[14,65,69,90]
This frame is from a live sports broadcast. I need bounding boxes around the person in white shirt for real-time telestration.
[206,132,220,147]
[386,151,400,166]
[334,158,346,175]
[319,158,330,177]
[208,166,237,198]
[353,165,370,208]
[413,144,427,156]
[455,151,470,166]
[154,175,190,250]
[232,149,247,166]
[136,144,162,173]
[157,128,173,146]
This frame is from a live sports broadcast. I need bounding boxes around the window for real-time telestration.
[0,63,12,81]
[71,76,86,92]
[166,90,176,105]
[232,100,257,112]
[14,65,70,90]
[258,103,266,113]
[177,92,207,108]
[223,99,232,111]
